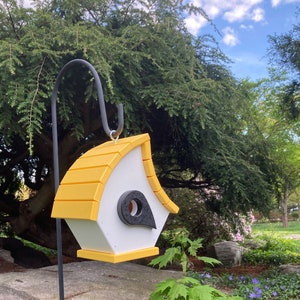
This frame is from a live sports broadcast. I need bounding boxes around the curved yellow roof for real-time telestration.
[51,133,179,220]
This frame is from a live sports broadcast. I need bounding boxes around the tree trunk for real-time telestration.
[282,190,289,228]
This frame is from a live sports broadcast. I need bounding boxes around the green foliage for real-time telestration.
[252,220,300,235]
[149,228,241,300]
[217,271,300,300]
[150,276,241,300]
[243,234,300,265]
[164,188,254,247]
[150,228,220,273]
[0,0,294,250]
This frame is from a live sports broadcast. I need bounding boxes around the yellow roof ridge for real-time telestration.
[51,133,179,220]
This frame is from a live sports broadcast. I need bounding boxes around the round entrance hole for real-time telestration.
[128,199,141,216]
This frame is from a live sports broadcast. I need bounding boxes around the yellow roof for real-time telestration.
[51,133,179,220]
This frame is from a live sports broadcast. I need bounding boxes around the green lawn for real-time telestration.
[252,220,300,235]
[252,221,300,247]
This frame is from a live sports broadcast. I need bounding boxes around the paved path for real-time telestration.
[0,260,181,300]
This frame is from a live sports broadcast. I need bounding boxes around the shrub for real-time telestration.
[243,235,300,266]
[149,228,242,300]
[165,188,254,247]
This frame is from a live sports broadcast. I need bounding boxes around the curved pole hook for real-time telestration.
[51,58,123,140]
[50,59,124,300]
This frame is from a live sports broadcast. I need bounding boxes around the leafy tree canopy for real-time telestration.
[0,0,276,252]
[268,11,300,122]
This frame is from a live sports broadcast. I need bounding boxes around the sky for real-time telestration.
[21,0,300,81]
[184,0,300,81]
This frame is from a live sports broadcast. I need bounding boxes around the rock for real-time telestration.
[0,249,14,263]
[2,237,52,268]
[213,241,246,267]
[243,239,267,249]
[279,264,300,274]
[0,260,182,300]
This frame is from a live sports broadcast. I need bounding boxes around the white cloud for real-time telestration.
[184,15,208,35]
[251,7,265,22]
[223,5,250,22]
[223,2,265,23]
[271,0,281,6]
[240,24,254,30]
[222,27,239,46]
[184,0,266,35]
[271,0,300,7]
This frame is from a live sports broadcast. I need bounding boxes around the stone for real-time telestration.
[243,239,267,249]
[0,260,182,300]
[213,241,246,267]
[2,237,52,268]
[0,249,14,263]
[278,264,300,274]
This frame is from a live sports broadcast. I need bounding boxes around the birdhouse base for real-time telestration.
[77,247,159,263]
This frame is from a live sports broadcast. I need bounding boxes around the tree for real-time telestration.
[0,0,275,254]
[248,74,300,227]
[267,9,300,123]
[267,14,300,226]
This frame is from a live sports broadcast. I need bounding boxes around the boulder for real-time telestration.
[213,241,246,267]
[279,264,300,274]
[2,237,52,268]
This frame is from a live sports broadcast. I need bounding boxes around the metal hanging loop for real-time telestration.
[51,59,124,300]
[52,59,124,140]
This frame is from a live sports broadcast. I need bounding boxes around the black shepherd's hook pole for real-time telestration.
[51,59,124,299]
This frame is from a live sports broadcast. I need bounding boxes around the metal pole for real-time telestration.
[51,69,64,300]
[51,59,124,299]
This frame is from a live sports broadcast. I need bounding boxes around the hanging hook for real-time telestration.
[52,59,124,140]
[51,59,124,300]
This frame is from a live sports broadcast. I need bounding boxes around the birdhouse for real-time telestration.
[51,133,179,263]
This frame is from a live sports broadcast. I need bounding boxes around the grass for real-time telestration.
[252,221,300,248]
[252,220,300,235]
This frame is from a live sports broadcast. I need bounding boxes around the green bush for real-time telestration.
[165,189,235,246]
[243,235,300,266]
[149,228,242,300]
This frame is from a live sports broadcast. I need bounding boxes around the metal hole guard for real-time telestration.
[51,59,124,300]
[117,190,157,229]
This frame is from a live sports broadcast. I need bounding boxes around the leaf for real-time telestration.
[179,276,202,286]
[149,247,181,269]
[189,284,225,300]
[168,281,189,299]
[197,256,222,266]
[149,278,176,299]
[187,238,203,257]
[180,252,188,273]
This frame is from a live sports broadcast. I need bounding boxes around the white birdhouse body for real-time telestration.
[51,134,179,263]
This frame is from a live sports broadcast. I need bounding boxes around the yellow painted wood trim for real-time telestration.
[55,183,104,201]
[77,247,159,263]
[154,189,179,214]
[141,140,152,160]
[52,133,178,220]
[70,153,120,170]
[60,167,111,185]
[143,159,156,176]
[51,201,99,220]
[140,137,179,215]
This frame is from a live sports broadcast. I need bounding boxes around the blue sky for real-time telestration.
[184,0,300,80]
[21,0,300,80]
